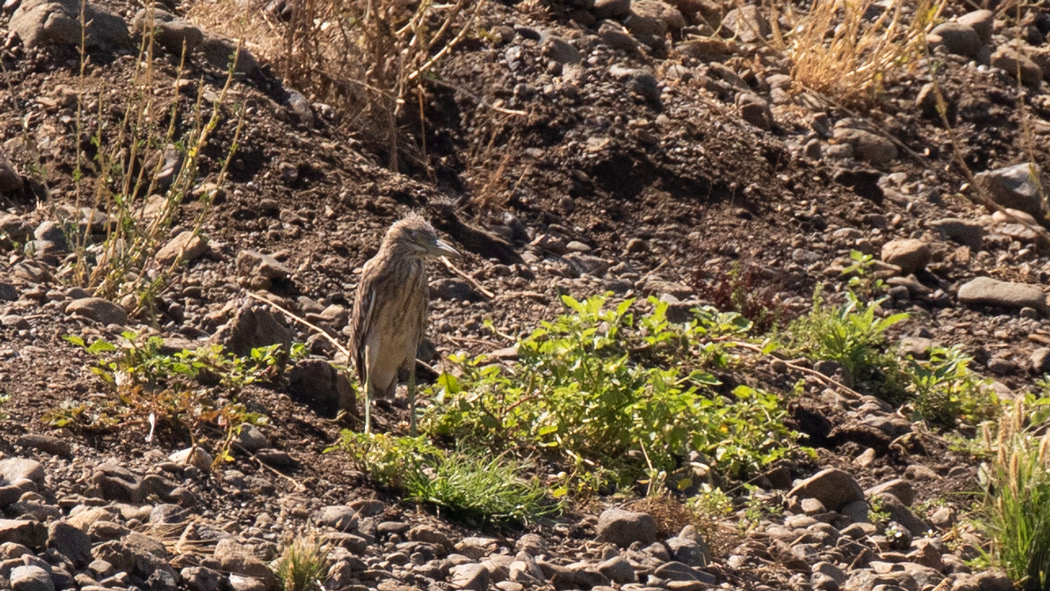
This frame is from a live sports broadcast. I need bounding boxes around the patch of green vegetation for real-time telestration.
[783,288,909,402]
[276,532,330,591]
[55,332,303,466]
[334,432,558,525]
[979,401,1050,591]
[906,345,998,428]
[424,295,807,493]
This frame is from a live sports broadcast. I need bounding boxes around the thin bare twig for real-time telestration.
[440,255,494,298]
[244,291,351,358]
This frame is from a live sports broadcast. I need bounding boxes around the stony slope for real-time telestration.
[2,1,1050,591]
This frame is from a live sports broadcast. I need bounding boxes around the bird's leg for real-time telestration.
[364,371,372,434]
[363,342,375,434]
[408,365,417,436]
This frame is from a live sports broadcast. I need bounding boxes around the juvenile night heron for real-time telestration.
[349,214,459,433]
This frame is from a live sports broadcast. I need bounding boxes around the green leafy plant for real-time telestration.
[907,345,998,428]
[784,288,908,401]
[276,532,330,591]
[842,250,887,297]
[868,495,891,524]
[334,432,558,525]
[56,332,281,466]
[425,295,806,493]
[979,401,1050,591]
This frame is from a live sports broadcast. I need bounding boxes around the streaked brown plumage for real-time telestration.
[349,214,458,433]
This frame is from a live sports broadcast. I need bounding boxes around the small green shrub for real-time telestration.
[425,295,805,492]
[784,289,908,401]
[979,401,1050,591]
[334,432,558,525]
[276,532,330,591]
[55,332,296,465]
[907,345,998,428]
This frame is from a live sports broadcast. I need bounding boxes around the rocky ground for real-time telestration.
[2,0,1050,590]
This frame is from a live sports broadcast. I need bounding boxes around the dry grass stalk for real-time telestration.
[188,0,487,172]
[768,0,946,105]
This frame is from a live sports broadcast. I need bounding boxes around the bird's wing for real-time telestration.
[349,266,378,382]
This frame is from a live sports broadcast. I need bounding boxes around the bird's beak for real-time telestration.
[430,238,459,258]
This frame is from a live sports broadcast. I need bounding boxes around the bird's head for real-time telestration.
[384,214,460,258]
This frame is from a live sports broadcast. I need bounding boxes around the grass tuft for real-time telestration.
[769,0,945,105]
[980,401,1050,591]
[334,432,559,525]
[276,532,330,591]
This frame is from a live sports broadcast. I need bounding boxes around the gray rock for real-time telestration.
[451,563,489,591]
[873,493,932,536]
[0,458,44,486]
[593,0,630,19]
[626,0,684,36]
[314,505,358,531]
[0,486,20,507]
[0,214,31,244]
[236,250,292,281]
[721,5,769,42]
[202,33,260,75]
[974,163,1046,217]
[595,509,656,546]
[990,46,1042,86]
[213,538,275,589]
[865,479,915,507]
[150,504,188,524]
[10,0,129,50]
[347,498,386,517]
[65,297,128,326]
[91,463,144,503]
[927,218,982,250]
[880,239,929,275]
[1031,348,1050,374]
[47,521,91,568]
[430,278,481,301]
[408,525,452,552]
[0,152,22,194]
[0,282,17,301]
[929,22,981,58]
[288,358,354,418]
[971,570,1012,591]
[957,9,994,43]
[787,468,865,512]
[181,566,224,591]
[0,520,47,549]
[155,231,208,266]
[132,9,204,54]
[832,128,897,167]
[15,434,71,457]
[10,565,53,591]
[666,536,710,567]
[235,424,269,453]
[33,221,67,250]
[597,556,636,584]
[738,92,774,130]
[213,304,291,357]
[541,34,581,64]
[958,277,1047,315]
